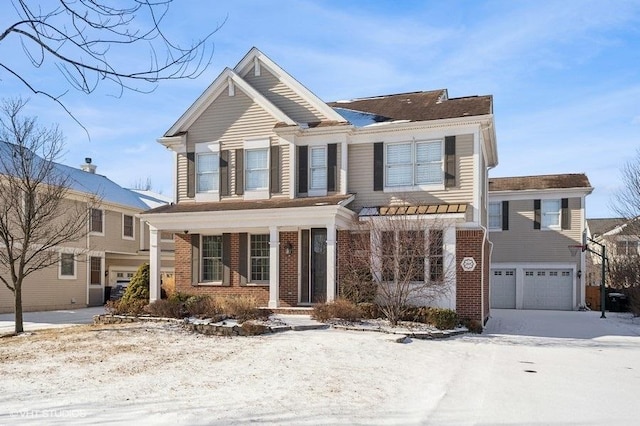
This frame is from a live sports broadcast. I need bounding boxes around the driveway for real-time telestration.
[0,306,106,335]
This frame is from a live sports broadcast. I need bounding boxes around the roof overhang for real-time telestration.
[488,187,594,200]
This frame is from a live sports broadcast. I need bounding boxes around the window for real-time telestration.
[385,140,443,188]
[379,230,428,283]
[245,148,269,191]
[201,235,223,282]
[617,240,639,256]
[250,234,270,282]
[123,214,134,238]
[309,147,327,191]
[60,253,75,278]
[197,152,219,192]
[541,199,561,229]
[90,208,103,233]
[160,232,174,242]
[429,230,444,281]
[488,202,502,230]
[90,257,101,285]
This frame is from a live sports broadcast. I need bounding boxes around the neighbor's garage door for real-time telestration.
[491,269,516,309]
[523,269,573,310]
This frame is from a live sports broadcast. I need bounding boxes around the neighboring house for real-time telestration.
[586,217,638,287]
[488,174,593,310]
[141,47,498,325]
[0,157,175,313]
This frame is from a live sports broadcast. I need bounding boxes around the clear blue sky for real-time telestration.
[2,0,639,218]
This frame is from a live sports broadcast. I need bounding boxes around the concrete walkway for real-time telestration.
[0,306,106,335]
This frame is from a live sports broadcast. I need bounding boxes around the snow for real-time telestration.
[1,309,640,425]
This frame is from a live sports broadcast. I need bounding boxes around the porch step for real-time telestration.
[260,306,314,315]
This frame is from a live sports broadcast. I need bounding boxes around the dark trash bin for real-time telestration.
[104,286,112,304]
[608,292,628,312]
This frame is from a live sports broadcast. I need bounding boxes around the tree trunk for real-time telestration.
[14,282,24,334]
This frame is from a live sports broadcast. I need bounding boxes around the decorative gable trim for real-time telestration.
[164,67,296,136]
[234,47,347,124]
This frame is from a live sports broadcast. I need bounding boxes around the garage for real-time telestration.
[522,269,573,310]
[491,269,516,309]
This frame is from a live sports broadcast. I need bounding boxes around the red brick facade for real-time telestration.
[455,229,489,325]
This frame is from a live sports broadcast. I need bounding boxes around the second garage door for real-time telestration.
[523,269,573,310]
[491,269,516,309]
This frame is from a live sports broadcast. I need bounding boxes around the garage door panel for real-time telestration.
[491,269,516,309]
[523,269,573,310]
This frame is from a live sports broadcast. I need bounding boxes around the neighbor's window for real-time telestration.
[541,199,561,229]
[488,202,502,230]
[201,235,223,282]
[385,140,443,187]
[60,253,75,278]
[245,148,269,191]
[123,214,134,238]
[90,256,101,285]
[309,146,327,191]
[196,152,219,192]
[90,208,103,233]
[617,240,639,256]
[250,234,270,282]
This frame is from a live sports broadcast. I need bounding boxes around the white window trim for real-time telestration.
[200,234,224,285]
[488,201,503,231]
[383,139,445,192]
[244,140,270,200]
[160,232,175,243]
[195,142,220,202]
[541,199,561,230]
[248,233,270,285]
[122,214,135,240]
[58,252,77,280]
[89,208,105,236]
[308,146,328,197]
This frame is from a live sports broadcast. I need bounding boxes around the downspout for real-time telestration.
[479,224,493,325]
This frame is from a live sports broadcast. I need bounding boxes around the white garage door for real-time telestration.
[523,269,573,310]
[491,269,516,309]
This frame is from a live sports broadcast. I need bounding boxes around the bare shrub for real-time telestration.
[219,296,264,323]
[312,299,362,322]
[146,299,183,319]
[105,299,147,316]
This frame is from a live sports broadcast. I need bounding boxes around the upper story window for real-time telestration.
[616,240,639,256]
[201,235,223,282]
[488,202,502,230]
[309,147,327,192]
[197,152,219,193]
[385,140,443,188]
[122,214,134,239]
[542,199,561,229]
[59,253,76,279]
[245,148,269,191]
[90,208,103,234]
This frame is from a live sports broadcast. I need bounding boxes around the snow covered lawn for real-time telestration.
[1,309,639,425]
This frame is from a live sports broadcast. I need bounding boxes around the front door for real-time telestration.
[300,228,327,304]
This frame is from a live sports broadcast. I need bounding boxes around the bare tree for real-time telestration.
[1,0,219,125]
[0,98,97,334]
[340,214,454,325]
[614,148,640,234]
[131,177,153,191]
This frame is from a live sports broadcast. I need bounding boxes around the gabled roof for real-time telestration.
[489,174,592,192]
[234,47,347,124]
[587,218,626,238]
[164,67,296,137]
[328,90,493,123]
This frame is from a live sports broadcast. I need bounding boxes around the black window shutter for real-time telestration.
[444,136,456,188]
[327,143,337,192]
[297,145,308,194]
[220,150,229,196]
[222,233,231,285]
[561,198,570,230]
[187,151,195,198]
[373,142,383,191]
[235,149,244,195]
[191,234,200,285]
[534,199,541,230]
[239,233,248,285]
[502,201,509,231]
[270,145,281,194]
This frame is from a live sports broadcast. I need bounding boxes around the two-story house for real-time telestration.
[0,156,175,313]
[488,174,593,310]
[141,47,498,325]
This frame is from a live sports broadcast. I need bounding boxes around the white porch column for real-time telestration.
[268,226,280,308]
[326,223,337,302]
[149,226,161,302]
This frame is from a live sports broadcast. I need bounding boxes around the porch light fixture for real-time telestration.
[569,234,607,319]
[284,243,293,256]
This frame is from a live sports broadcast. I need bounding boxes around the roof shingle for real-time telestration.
[489,174,592,192]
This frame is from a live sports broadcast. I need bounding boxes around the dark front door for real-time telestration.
[300,228,327,304]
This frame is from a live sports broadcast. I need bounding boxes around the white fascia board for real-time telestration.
[140,205,357,233]
[488,187,593,201]
[234,47,347,123]
[164,68,296,136]
[157,134,186,153]
[347,119,487,145]
[348,115,492,138]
